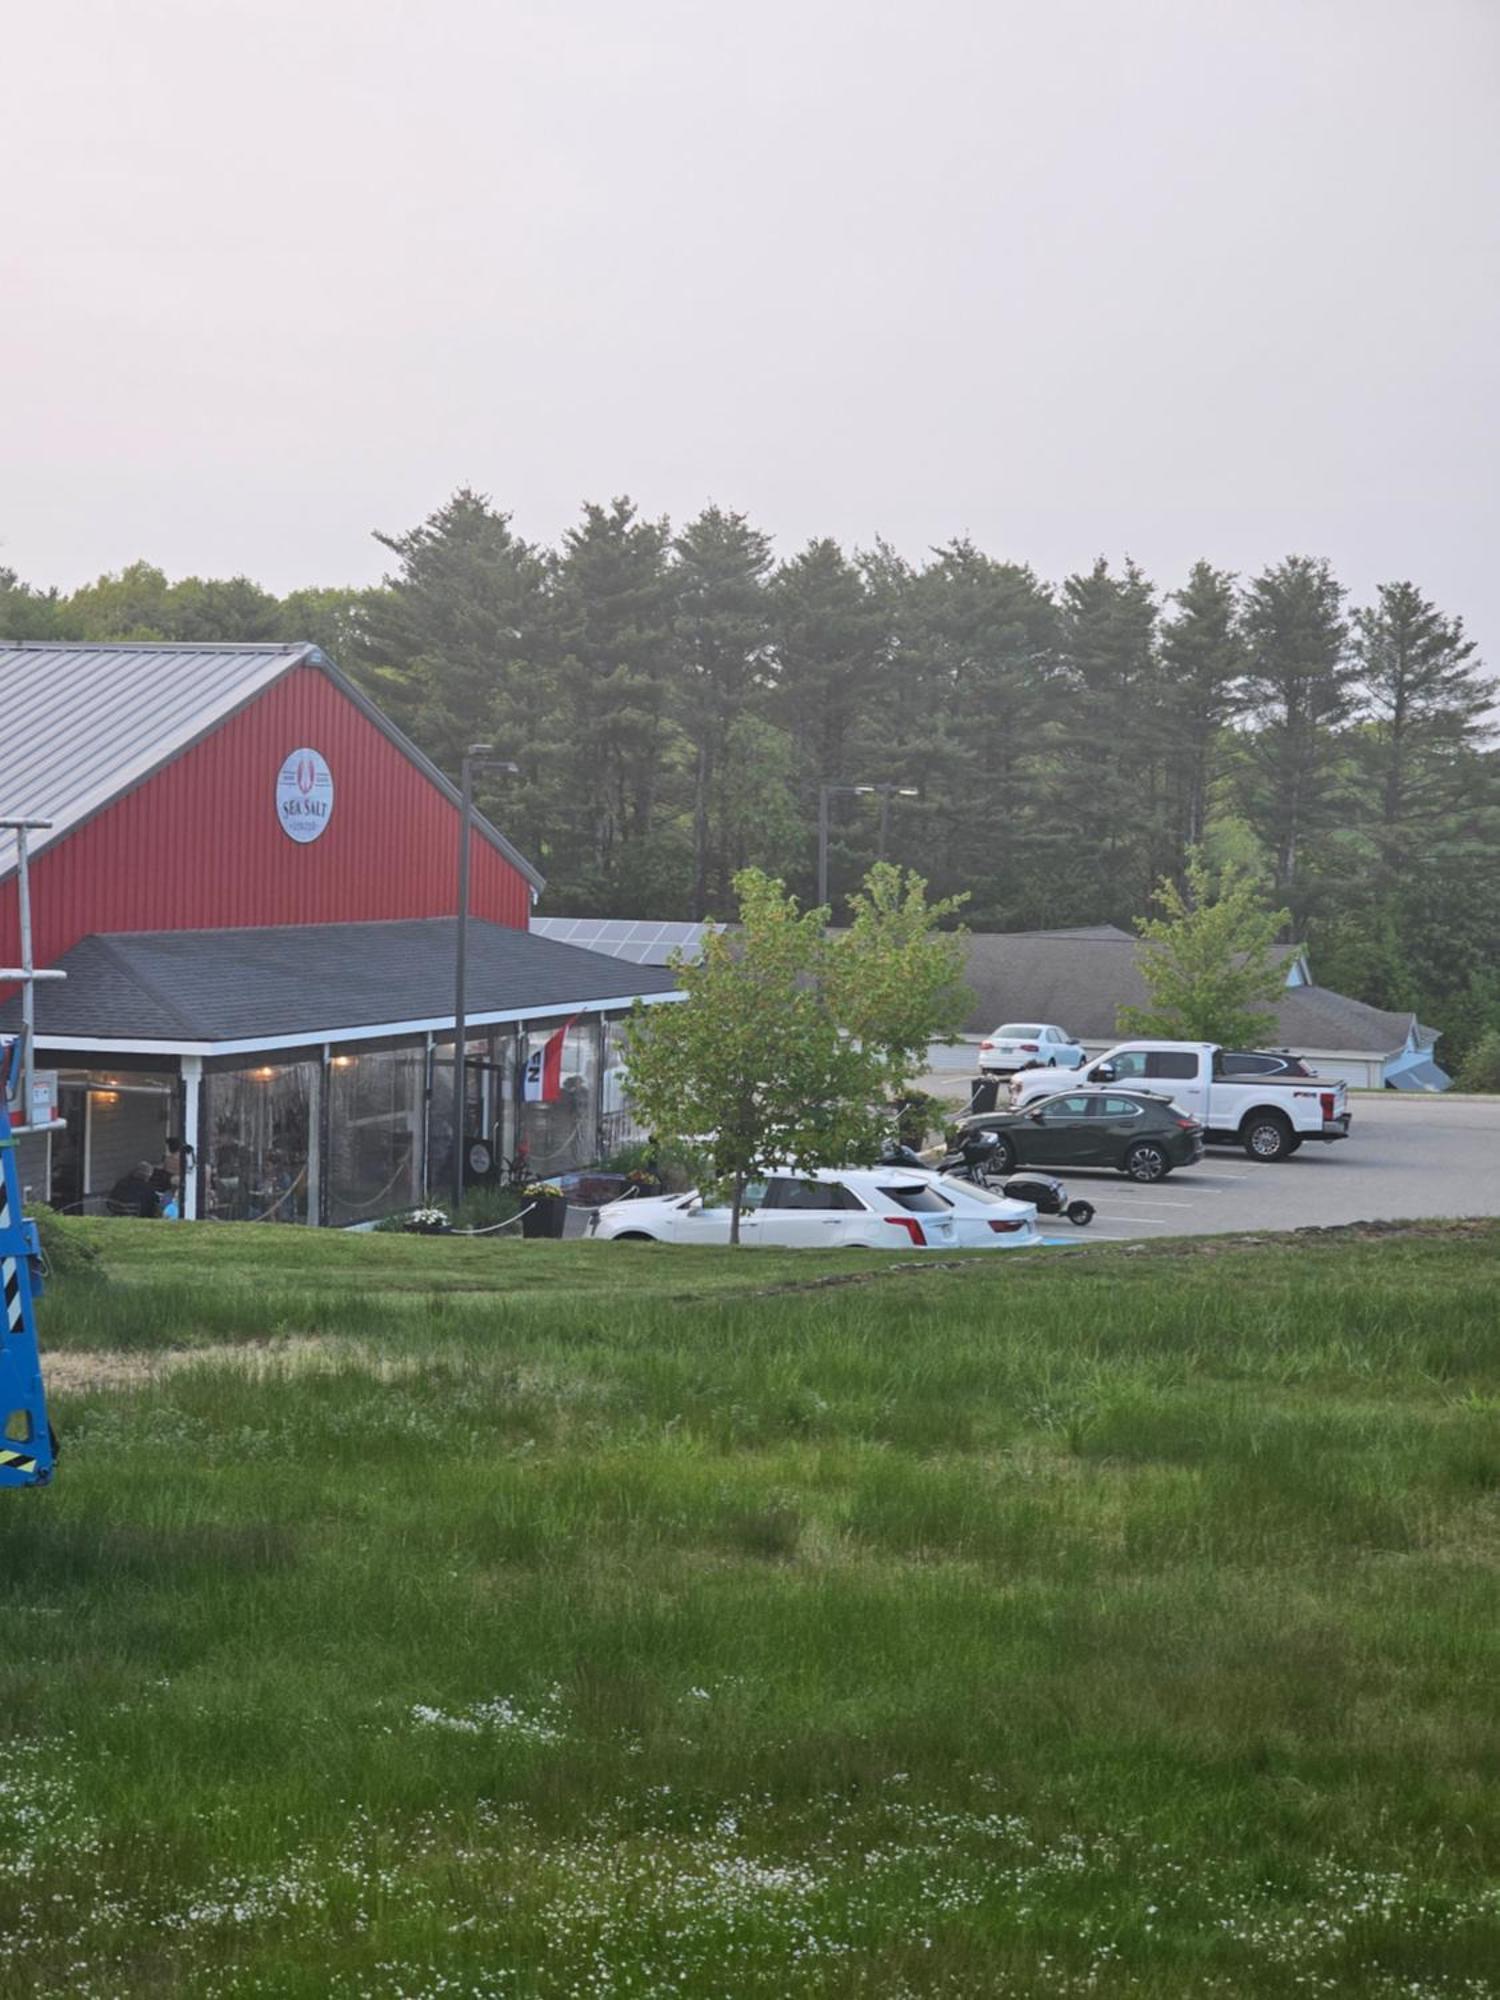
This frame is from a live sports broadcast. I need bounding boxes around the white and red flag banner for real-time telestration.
[522,1018,578,1103]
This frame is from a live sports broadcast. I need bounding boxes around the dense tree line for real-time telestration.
[5,488,1497,1062]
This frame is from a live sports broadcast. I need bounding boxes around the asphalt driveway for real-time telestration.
[950,1093,1500,1242]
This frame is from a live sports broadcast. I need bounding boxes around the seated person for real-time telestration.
[106,1160,161,1218]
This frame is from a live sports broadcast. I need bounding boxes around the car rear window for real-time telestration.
[877,1184,953,1213]
[764,1178,867,1211]
[996,1025,1044,1038]
[1146,1051,1199,1079]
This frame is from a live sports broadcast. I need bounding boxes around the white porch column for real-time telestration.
[181,1056,203,1220]
[306,1050,325,1227]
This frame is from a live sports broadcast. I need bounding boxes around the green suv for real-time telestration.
[957,1088,1204,1183]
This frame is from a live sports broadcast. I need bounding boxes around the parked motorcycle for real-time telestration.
[880,1131,1000,1183]
[878,1137,1095,1228]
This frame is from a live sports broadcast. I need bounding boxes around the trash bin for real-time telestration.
[965,1075,1000,1117]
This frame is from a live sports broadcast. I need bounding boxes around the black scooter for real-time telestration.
[880,1137,1095,1228]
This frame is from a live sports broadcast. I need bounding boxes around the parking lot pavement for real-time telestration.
[910,1086,1500,1242]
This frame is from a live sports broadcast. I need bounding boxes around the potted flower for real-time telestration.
[520,1181,567,1239]
[403,1205,450,1236]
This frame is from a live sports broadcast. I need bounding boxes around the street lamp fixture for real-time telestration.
[453,744,520,1211]
[816,784,921,908]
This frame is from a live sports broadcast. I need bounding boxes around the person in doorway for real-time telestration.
[106,1161,161,1218]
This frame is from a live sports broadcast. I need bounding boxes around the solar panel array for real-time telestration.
[530,917,722,965]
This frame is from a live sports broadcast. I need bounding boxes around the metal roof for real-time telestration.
[0,642,313,876]
[529,916,723,964]
[0,918,681,1051]
[1386,1058,1452,1091]
[0,641,544,893]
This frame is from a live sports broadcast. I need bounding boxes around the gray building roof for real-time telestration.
[960,926,1425,1057]
[0,641,543,892]
[1,918,679,1051]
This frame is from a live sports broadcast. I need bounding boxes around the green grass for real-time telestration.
[3,1218,1500,1995]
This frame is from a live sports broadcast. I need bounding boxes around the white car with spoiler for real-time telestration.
[978,1022,1087,1074]
[1007,1039,1351,1161]
[589,1166,1039,1250]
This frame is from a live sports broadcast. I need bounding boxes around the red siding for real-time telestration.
[0,664,532,968]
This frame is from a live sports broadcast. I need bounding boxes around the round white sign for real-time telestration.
[275,747,335,844]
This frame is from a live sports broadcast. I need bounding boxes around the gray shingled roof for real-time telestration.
[0,641,543,891]
[0,919,679,1048]
[960,928,1423,1056]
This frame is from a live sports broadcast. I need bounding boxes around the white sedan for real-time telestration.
[978,1023,1087,1075]
[588,1166,1038,1251]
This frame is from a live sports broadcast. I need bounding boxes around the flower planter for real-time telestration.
[521,1194,568,1240]
[403,1219,451,1236]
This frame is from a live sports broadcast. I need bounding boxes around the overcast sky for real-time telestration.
[5,0,1497,659]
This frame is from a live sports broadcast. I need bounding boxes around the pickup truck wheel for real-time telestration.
[1124,1142,1170,1182]
[1243,1112,1293,1161]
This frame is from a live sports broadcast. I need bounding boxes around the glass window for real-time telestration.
[205,1062,317,1224]
[765,1177,865,1211]
[996,1025,1044,1039]
[1146,1051,1199,1080]
[877,1184,951,1213]
[1097,1096,1144,1118]
[326,1047,425,1226]
[517,1020,600,1178]
[1039,1095,1094,1121]
[431,1033,511,1194]
[1105,1051,1149,1078]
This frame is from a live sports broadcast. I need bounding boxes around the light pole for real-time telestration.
[875,784,920,862]
[453,745,518,1212]
[816,783,920,909]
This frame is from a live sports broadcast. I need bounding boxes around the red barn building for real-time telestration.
[0,642,679,1222]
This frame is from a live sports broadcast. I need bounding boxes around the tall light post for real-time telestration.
[453,745,518,1212]
[816,783,920,909]
[875,783,920,862]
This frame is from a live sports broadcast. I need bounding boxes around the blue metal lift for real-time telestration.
[0,1038,55,1485]
[0,817,66,1488]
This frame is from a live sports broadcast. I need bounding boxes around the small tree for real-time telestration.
[1117,851,1292,1049]
[1455,1030,1500,1094]
[623,871,869,1243]
[830,862,971,1086]
[623,864,970,1243]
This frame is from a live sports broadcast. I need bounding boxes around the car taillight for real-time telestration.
[980,1040,994,1050]
[1018,1042,1038,1052]
[885,1215,927,1247]
[988,1218,1025,1233]
[1173,1115,1198,1130]
[1320,1091,1336,1120]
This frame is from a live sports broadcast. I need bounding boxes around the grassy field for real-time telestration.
[3,1218,1500,1997]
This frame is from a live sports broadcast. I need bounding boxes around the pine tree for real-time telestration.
[769,538,886,899]
[1353,581,1492,881]
[888,543,1058,923]
[1238,555,1355,912]
[672,506,774,916]
[1046,557,1161,924]
[1159,561,1246,865]
[356,489,549,779]
[546,498,682,911]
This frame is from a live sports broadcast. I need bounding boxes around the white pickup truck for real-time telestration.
[1008,1040,1351,1161]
